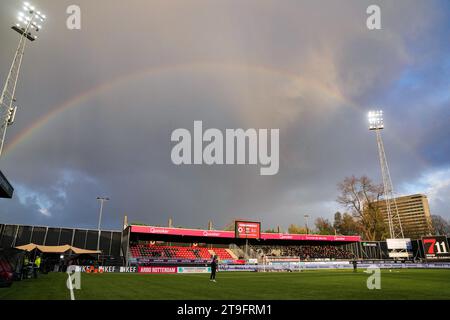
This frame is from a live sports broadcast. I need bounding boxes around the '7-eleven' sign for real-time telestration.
[422,236,450,260]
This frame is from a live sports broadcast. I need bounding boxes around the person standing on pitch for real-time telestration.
[34,255,41,279]
[352,259,358,273]
[210,255,218,282]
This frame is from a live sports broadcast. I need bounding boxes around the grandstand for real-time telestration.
[0,248,22,287]
[2,222,450,301]
[122,224,362,268]
[1,221,449,273]
[129,244,236,260]
[0,254,13,287]
[252,245,355,260]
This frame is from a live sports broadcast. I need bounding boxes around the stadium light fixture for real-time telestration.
[368,110,384,130]
[0,2,46,159]
[13,2,46,39]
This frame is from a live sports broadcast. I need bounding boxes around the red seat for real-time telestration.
[130,245,234,260]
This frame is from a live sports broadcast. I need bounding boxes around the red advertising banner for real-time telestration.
[130,225,361,242]
[259,233,361,242]
[235,221,261,239]
[130,225,235,238]
[138,266,178,274]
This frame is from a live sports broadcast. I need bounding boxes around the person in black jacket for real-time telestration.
[210,255,218,282]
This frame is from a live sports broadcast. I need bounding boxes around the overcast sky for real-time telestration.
[0,0,449,232]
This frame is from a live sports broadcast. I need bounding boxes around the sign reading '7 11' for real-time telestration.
[422,236,450,260]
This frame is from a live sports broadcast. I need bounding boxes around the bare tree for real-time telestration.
[431,215,450,236]
[337,175,388,241]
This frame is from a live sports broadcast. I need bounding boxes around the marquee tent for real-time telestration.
[15,243,101,255]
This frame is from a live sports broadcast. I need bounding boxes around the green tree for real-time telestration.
[129,222,149,226]
[314,218,334,235]
[288,224,308,234]
[264,228,279,233]
[340,213,362,236]
[333,212,343,234]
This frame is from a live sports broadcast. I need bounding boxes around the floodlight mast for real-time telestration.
[96,197,110,252]
[368,110,404,239]
[0,2,46,158]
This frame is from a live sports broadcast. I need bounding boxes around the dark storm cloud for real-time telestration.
[0,0,449,231]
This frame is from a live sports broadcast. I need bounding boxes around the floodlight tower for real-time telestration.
[0,2,46,158]
[304,214,310,234]
[96,197,110,251]
[368,110,404,239]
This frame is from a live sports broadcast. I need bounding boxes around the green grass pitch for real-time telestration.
[1,269,450,300]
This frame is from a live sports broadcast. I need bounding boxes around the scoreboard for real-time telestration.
[235,221,261,239]
[422,236,450,260]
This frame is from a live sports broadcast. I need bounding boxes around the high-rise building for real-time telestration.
[375,194,433,239]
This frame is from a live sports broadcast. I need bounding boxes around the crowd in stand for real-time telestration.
[254,245,355,260]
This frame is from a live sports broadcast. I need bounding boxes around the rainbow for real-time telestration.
[4,61,399,162]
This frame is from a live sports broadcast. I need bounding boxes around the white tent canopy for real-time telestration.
[16,243,101,255]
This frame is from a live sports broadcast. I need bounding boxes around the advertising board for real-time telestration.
[235,221,261,239]
[422,236,450,260]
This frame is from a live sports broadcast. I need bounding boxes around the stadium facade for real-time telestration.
[2,222,448,266]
